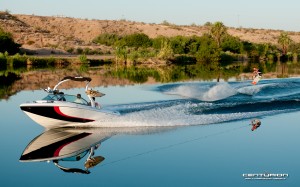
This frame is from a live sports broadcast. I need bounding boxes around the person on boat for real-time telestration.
[88,97,100,108]
[58,92,66,101]
[92,97,100,108]
[74,94,84,104]
[251,119,261,131]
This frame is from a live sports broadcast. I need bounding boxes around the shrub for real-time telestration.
[161,20,172,26]
[10,53,27,68]
[157,39,174,60]
[0,28,20,54]
[152,35,168,49]
[93,33,120,46]
[83,48,91,54]
[221,35,242,53]
[116,33,152,48]
[79,54,89,63]
[187,36,202,55]
[76,47,83,54]
[66,47,74,54]
[170,36,190,54]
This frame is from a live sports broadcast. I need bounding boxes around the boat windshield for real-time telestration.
[42,94,89,105]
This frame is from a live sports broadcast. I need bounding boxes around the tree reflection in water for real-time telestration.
[1,60,300,100]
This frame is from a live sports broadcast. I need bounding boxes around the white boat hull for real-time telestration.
[20,101,119,128]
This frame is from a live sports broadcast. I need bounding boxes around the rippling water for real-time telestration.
[1,77,300,187]
[71,78,300,128]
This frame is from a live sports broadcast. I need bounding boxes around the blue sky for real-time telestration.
[1,0,300,31]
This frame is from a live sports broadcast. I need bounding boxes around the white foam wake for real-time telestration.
[164,82,237,101]
[202,83,237,101]
[237,84,270,95]
[71,102,285,128]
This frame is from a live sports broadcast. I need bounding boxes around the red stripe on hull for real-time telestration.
[54,106,94,122]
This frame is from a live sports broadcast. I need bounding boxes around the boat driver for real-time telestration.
[74,94,84,104]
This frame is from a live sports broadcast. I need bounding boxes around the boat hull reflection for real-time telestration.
[20,126,175,173]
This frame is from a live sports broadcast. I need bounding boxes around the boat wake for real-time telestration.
[70,78,300,128]
[163,82,237,101]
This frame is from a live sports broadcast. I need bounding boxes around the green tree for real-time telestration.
[169,36,190,54]
[210,22,227,48]
[289,42,300,54]
[195,34,220,66]
[187,35,202,55]
[117,33,152,48]
[256,43,270,59]
[221,35,242,53]
[157,39,174,60]
[277,32,292,55]
[0,27,20,54]
[241,41,258,58]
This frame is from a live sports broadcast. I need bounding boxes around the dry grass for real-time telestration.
[2,12,300,54]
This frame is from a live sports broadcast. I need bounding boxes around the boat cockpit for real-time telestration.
[42,93,89,105]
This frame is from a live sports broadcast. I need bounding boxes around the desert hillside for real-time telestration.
[1,12,300,54]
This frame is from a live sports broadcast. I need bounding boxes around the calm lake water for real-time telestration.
[1,75,300,186]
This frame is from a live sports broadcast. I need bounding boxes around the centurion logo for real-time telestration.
[242,173,289,180]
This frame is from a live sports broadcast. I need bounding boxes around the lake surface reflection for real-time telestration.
[20,127,175,174]
[1,73,300,186]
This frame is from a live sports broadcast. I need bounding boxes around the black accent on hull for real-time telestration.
[20,133,91,161]
[20,106,94,123]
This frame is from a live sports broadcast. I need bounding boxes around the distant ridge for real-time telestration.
[1,12,300,54]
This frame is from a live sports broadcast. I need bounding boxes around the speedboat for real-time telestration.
[20,76,120,128]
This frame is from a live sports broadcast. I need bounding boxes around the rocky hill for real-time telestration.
[2,11,300,55]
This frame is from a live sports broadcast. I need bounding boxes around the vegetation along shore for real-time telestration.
[1,11,300,78]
